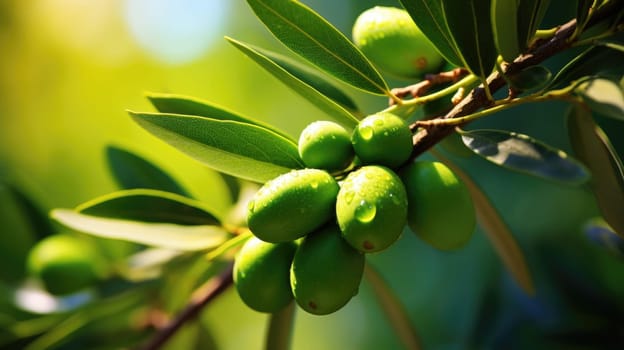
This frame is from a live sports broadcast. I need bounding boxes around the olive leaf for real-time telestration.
[106,145,190,197]
[584,218,624,258]
[547,45,624,90]
[491,0,521,62]
[507,65,552,91]
[129,112,304,183]
[51,189,228,251]
[460,129,589,185]
[398,0,463,67]
[577,78,624,121]
[76,189,222,225]
[145,92,293,141]
[246,0,389,95]
[226,37,359,127]
[567,104,624,236]
[441,0,498,80]
[517,0,551,49]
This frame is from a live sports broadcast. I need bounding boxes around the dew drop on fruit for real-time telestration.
[355,200,376,223]
[374,118,384,126]
[344,191,354,204]
[310,181,319,189]
[359,125,374,140]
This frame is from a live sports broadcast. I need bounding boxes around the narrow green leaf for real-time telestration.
[51,209,228,251]
[226,37,359,127]
[507,65,552,91]
[547,45,624,90]
[460,129,589,184]
[145,92,293,141]
[246,0,388,95]
[442,0,498,79]
[492,0,521,62]
[577,78,624,121]
[399,0,464,67]
[76,189,222,225]
[434,152,535,295]
[577,0,595,32]
[517,0,551,48]
[234,41,360,113]
[567,104,624,236]
[584,218,624,258]
[129,112,304,183]
[106,145,190,196]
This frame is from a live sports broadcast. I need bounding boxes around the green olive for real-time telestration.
[27,234,103,295]
[352,112,413,168]
[336,166,408,253]
[233,237,296,313]
[247,169,339,243]
[290,225,364,315]
[400,161,476,250]
[298,121,354,171]
[352,6,444,79]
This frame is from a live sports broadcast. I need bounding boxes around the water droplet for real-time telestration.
[359,125,374,140]
[247,200,255,213]
[383,131,389,136]
[374,118,384,126]
[345,191,355,204]
[355,200,376,223]
[310,181,319,189]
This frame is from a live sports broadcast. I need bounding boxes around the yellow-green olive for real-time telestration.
[400,161,476,250]
[233,237,296,313]
[352,6,444,79]
[247,169,339,243]
[352,112,413,168]
[336,166,408,253]
[27,234,103,295]
[290,225,364,315]
[298,121,354,171]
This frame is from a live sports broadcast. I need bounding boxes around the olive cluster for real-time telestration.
[234,113,476,315]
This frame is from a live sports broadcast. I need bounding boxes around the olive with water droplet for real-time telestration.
[298,121,354,171]
[290,225,364,315]
[352,113,412,168]
[336,166,407,252]
[234,237,296,313]
[248,169,339,243]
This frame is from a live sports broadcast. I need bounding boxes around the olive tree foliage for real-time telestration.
[2,0,623,349]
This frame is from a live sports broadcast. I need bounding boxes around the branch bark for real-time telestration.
[409,18,580,158]
[138,264,234,350]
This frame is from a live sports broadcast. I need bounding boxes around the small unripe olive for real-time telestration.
[352,6,444,79]
[290,225,364,315]
[233,237,296,313]
[247,169,339,243]
[400,161,476,250]
[298,121,354,171]
[336,166,408,253]
[352,112,412,168]
[27,234,102,295]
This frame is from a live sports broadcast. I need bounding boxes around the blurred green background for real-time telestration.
[1,0,623,349]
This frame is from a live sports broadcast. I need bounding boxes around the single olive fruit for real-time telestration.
[352,112,413,168]
[233,237,297,313]
[298,121,354,171]
[247,169,339,243]
[400,161,476,250]
[352,6,444,79]
[290,225,364,315]
[27,234,103,295]
[336,166,408,253]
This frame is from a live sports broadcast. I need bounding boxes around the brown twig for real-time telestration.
[138,264,234,350]
[390,68,469,105]
[407,18,578,159]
